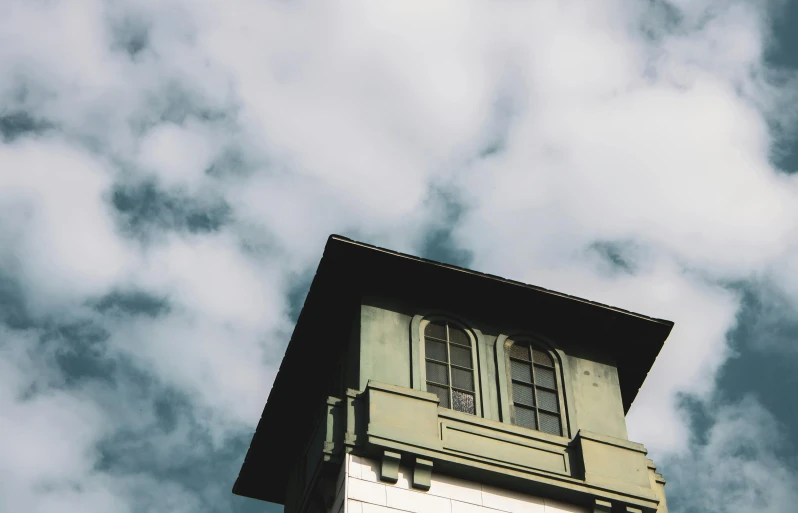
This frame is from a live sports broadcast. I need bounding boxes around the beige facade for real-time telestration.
[334,454,587,513]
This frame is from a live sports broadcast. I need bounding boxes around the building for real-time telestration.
[234,235,672,513]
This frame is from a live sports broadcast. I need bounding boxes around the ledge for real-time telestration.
[438,408,571,448]
[576,430,647,454]
[367,380,440,403]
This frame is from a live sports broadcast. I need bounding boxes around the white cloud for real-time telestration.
[0,327,124,513]
[109,310,283,437]
[0,139,134,314]
[667,396,798,513]
[1,0,798,511]
[487,256,743,454]
[137,120,222,190]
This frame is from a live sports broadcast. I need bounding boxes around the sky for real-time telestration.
[1,0,797,512]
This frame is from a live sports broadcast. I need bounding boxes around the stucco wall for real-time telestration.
[357,300,629,441]
[359,304,413,390]
[565,356,628,439]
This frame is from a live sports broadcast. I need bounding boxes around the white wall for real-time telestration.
[333,454,587,513]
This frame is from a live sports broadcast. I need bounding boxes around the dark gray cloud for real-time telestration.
[763,0,798,174]
[420,189,473,268]
[92,290,171,318]
[665,396,798,513]
[588,240,640,275]
[112,181,231,237]
[111,17,151,59]
[0,111,51,142]
[717,283,798,435]
[46,320,116,388]
[0,273,34,329]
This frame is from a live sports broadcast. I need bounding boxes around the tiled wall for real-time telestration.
[334,454,587,513]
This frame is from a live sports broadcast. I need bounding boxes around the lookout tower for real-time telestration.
[234,236,671,513]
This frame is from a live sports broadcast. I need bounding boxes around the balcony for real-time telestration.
[319,381,666,513]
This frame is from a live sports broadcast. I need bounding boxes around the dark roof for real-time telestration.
[333,235,672,324]
[233,235,674,504]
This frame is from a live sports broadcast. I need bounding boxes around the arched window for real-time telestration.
[423,319,478,415]
[506,340,564,436]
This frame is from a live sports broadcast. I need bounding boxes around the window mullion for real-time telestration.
[446,325,454,406]
[536,405,541,431]
[529,361,539,430]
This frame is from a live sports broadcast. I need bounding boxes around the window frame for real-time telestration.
[499,336,569,438]
[413,315,484,417]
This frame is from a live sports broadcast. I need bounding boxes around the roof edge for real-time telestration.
[328,235,674,327]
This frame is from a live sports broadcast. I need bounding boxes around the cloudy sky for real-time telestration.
[1,0,798,512]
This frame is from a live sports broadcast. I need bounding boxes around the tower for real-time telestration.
[234,236,671,513]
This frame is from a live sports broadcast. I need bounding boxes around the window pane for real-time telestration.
[512,382,535,407]
[425,321,447,341]
[539,412,561,436]
[532,349,553,366]
[452,390,476,415]
[451,367,474,392]
[426,360,449,385]
[450,345,472,368]
[427,383,449,408]
[426,340,448,362]
[511,360,532,383]
[448,327,471,346]
[535,366,556,389]
[537,389,559,412]
[509,343,530,361]
[514,405,537,429]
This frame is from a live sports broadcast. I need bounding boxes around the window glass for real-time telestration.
[450,345,472,368]
[452,390,475,414]
[424,320,477,415]
[427,383,449,408]
[451,367,474,391]
[508,340,563,436]
[509,343,530,361]
[535,367,556,389]
[426,361,449,385]
[515,405,537,429]
[426,340,448,362]
[425,321,447,340]
[512,383,535,406]
[511,360,532,383]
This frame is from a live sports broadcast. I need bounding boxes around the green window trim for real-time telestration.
[410,314,486,418]
[495,335,570,438]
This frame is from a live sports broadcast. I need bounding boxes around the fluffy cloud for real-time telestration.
[1,0,797,512]
[0,140,134,313]
[667,397,798,513]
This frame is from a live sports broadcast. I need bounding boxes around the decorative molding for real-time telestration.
[594,499,613,513]
[380,451,401,483]
[410,315,424,391]
[442,424,568,475]
[438,408,570,447]
[494,335,512,423]
[475,333,495,420]
[413,458,433,490]
[324,396,344,458]
[345,389,361,450]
